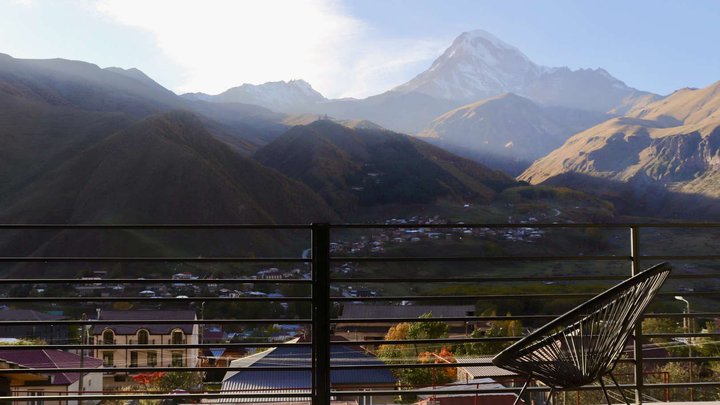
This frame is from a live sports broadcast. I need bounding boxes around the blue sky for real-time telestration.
[1,0,718,98]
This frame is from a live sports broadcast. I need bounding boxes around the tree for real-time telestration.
[377,313,455,389]
[456,311,522,356]
[156,371,203,393]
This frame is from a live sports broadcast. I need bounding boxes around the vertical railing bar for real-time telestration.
[630,225,643,405]
[312,223,331,405]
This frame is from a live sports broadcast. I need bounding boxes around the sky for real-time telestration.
[1,0,719,99]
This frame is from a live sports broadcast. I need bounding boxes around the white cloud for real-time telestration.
[95,0,443,98]
[10,0,33,5]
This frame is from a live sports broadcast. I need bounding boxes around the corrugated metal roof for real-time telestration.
[418,378,506,397]
[91,310,196,334]
[456,356,518,378]
[417,378,523,404]
[339,304,475,319]
[220,345,396,403]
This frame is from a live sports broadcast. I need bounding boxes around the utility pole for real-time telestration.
[675,296,692,401]
[78,313,87,405]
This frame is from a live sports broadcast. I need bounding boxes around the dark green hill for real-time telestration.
[254,120,515,215]
[0,80,133,199]
[0,111,338,224]
[0,111,340,275]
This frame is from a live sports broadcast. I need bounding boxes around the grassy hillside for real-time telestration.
[254,120,515,216]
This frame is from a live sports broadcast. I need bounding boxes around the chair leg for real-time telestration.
[513,377,532,405]
[598,377,612,405]
[546,387,555,405]
[609,372,631,405]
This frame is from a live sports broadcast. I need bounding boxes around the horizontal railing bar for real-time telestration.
[641,255,720,260]
[331,223,639,229]
[333,381,720,396]
[334,315,552,323]
[333,312,718,323]
[0,294,648,302]
[0,318,312,325]
[331,336,519,345]
[10,380,718,402]
[1,273,714,284]
[0,365,312,373]
[645,356,720,362]
[329,291,720,301]
[643,332,720,338]
[332,275,630,283]
[0,224,312,229]
[643,312,720,318]
[331,294,600,301]
[2,222,718,230]
[2,392,313,401]
[329,362,483,370]
[332,274,720,282]
[0,278,312,284]
[0,342,312,350]
[0,296,311,302]
[330,255,630,262]
[0,257,309,262]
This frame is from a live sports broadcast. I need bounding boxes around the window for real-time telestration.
[147,351,157,367]
[130,351,138,368]
[27,390,43,405]
[137,329,149,345]
[171,351,183,367]
[102,351,114,367]
[171,330,184,344]
[103,330,114,345]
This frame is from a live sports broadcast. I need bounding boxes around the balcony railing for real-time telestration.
[0,223,718,404]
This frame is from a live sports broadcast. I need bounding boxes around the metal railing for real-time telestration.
[0,223,718,404]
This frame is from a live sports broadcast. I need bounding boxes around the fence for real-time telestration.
[0,223,718,404]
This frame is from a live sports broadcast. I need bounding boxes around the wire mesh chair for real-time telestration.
[492,262,671,405]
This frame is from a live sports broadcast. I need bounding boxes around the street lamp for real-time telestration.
[675,296,693,400]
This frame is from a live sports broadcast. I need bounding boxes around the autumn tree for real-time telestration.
[377,313,456,389]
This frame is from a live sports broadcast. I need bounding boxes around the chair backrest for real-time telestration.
[492,262,671,389]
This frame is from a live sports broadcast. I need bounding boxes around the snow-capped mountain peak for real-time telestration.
[393,29,649,113]
[395,30,540,102]
[212,79,326,111]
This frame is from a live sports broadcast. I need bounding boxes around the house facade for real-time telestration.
[90,310,199,387]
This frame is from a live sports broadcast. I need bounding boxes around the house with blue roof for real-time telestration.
[220,340,396,403]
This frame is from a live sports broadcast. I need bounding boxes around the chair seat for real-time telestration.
[492,262,671,390]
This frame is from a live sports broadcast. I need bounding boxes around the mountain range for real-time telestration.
[0,50,520,227]
[2,25,720,233]
[520,81,720,199]
[185,30,656,171]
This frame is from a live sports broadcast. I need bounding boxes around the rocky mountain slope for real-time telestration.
[183,79,326,112]
[417,93,608,172]
[520,81,720,198]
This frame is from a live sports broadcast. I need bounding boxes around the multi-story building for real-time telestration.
[90,310,199,385]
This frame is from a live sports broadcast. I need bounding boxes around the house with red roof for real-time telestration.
[0,349,103,405]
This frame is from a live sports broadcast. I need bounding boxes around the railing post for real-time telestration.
[630,225,643,405]
[312,223,331,405]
